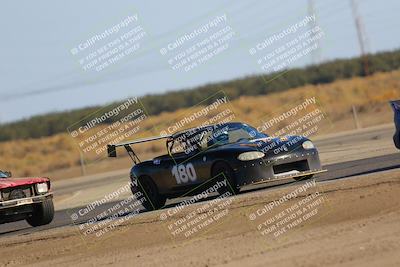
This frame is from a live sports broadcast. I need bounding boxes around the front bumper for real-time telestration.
[0,193,53,210]
[233,150,326,187]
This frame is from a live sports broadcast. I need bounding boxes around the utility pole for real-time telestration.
[352,105,362,130]
[308,0,321,65]
[350,0,370,76]
[79,151,86,176]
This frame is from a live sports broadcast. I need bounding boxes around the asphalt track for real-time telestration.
[1,152,399,237]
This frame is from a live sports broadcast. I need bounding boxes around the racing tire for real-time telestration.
[211,162,239,196]
[138,176,166,211]
[26,198,54,227]
[293,174,314,181]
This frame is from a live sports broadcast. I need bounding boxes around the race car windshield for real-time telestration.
[0,171,8,178]
[203,123,267,148]
[224,123,266,141]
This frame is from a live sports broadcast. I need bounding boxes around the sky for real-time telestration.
[0,0,399,123]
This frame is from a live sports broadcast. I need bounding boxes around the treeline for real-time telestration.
[1,49,400,141]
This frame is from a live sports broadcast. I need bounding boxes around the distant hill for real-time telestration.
[1,48,399,141]
[1,69,399,177]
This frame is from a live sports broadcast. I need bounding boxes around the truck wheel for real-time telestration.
[138,176,166,211]
[212,162,239,196]
[26,198,54,227]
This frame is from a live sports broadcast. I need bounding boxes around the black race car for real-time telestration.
[108,122,326,210]
[390,100,400,149]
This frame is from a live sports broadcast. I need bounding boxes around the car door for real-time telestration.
[155,149,204,193]
[170,132,217,190]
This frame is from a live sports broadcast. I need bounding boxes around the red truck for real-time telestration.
[0,170,54,227]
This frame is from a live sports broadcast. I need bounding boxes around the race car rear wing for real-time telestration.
[107,135,172,164]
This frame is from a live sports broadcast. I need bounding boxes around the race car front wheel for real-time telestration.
[26,198,54,227]
[138,176,166,211]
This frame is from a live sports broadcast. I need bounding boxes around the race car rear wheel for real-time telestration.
[138,176,166,211]
[26,198,54,227]
[212,162,239,196]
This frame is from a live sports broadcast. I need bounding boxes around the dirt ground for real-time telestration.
[1,169,400,267]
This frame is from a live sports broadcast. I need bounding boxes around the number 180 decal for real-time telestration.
[172,163,197,184]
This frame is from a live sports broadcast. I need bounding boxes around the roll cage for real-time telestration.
[107,122,265,165]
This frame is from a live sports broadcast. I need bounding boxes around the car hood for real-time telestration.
[0,177,49,189]
[217,135,309,155]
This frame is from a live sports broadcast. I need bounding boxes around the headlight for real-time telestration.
[302,141,315,150]
[36,183,48,194]
[238,151,265,161]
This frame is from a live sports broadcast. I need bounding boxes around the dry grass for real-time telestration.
[1,70,399,179]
